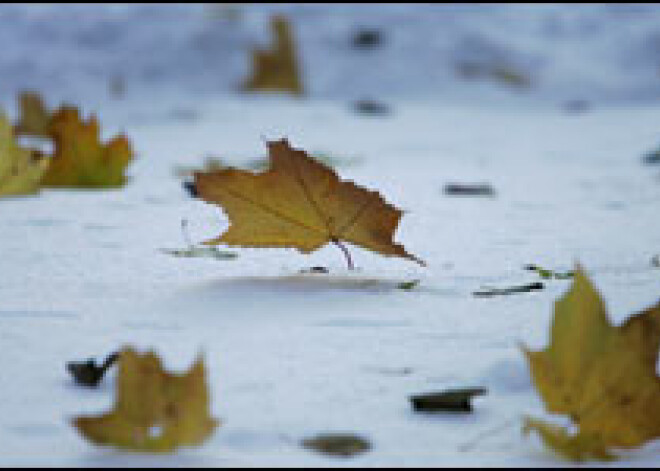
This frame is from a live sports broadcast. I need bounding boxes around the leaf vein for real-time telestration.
[212,183,328,238]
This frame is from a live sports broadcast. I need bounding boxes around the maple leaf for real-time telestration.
[0,112,49,197]
[523,265,660,461]
[194,139,424,268]
[241,15,304,96]
[13,91,52,138]
[40,106,134,188]
[73,347,219,453]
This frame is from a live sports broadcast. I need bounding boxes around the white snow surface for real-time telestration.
[0,3,660,468]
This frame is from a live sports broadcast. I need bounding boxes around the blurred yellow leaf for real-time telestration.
[0,112,49,197]
[241,15,304,96]
[523,266,660,461]
[14,91,52,138]
[41,106,134,188]
[523,417,615,462]
[73,347,219,453]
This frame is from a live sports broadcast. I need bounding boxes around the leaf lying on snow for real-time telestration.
[522,265,660,462]
[40,106,134,188]
[73,347,219,452]
[193,138,424,269]
[0,112,49,197]
[10,91,134,190]
[241,15,303,96]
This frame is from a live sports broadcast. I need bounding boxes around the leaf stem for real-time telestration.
[101,351,120,372]
[332,239,354,270]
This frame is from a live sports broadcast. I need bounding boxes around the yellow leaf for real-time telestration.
[40,106,134,188]
[13,91,52,138]
[241,15,304,96]
[194,138,424,267]
[0,112,49,197]
[523,266,660,461]
[523,417,615,462]
[73,347,219,453]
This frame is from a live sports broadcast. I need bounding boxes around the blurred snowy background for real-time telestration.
[1,3,660,106]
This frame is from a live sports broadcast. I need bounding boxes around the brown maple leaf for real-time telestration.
[40,106,134,188]
[194,139,424,268]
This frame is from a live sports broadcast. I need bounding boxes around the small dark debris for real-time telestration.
[652,255,660,268]
[396,279,420,290]
[301,433,371,458]
[109,75,126,99]
[473,282,544,297]
[351,28,384,49]
[366,366,414,376]
[352,100,391,116]
[524,264,574,280]
[183,180,198,198]
[643,149,660,165]
[410,387,487,413]
[563,99,590,114]
[169,107,200,122]
[444,183,496,197]
[300,266,330,274]
[66,351,119,387]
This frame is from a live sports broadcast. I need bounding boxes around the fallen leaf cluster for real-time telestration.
[4,78,656,465]
[0,91,134,198]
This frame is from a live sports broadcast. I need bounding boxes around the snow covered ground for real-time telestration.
[1,3,660,467]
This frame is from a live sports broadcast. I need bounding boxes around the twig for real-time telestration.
[332,239,354,270]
